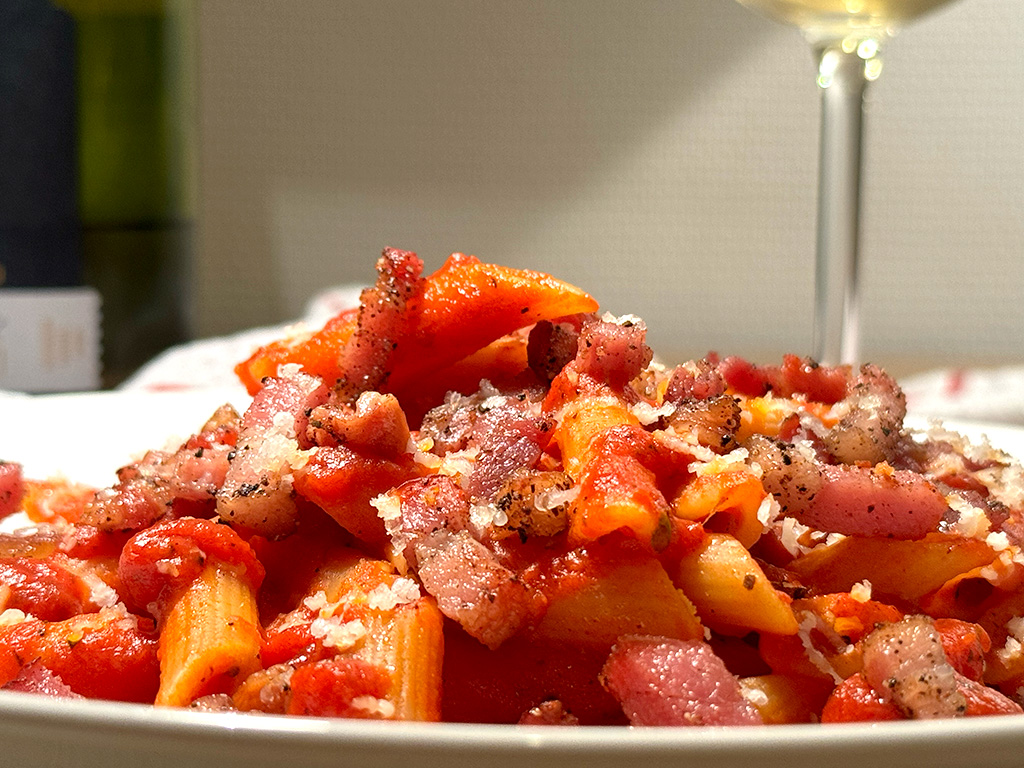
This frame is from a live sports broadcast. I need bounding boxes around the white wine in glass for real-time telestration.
[735,0,959,365]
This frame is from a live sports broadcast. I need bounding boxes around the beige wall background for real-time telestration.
[193,0,1023,373]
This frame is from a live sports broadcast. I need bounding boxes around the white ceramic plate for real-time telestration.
[1,389,1024,768]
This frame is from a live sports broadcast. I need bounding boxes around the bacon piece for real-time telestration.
[719,355,849,403]
[306,391,410,458]
[388,475,472,556]
[466,398,551,501]
[527,320,580,384]
[491,470,574,540]
[2,662,82,698]
[574,316,653,392]
[418,385,551,502]
[0,462,25,520]
[718,356,773,398]
[335,248,424,402]
[774,355,849,403]
[807,464,947,539]
[600,636,763,726]
[413,529,541,650]
[242,373,326,447]
[383,475,543,648]
[217,371,329,538]
[664,356,726,402]
[418,391,483,454]
[749,437,947,539]
[824,364,908,465]
[80,407,240,532]
[666,395,742,453]
[861,615,966,720]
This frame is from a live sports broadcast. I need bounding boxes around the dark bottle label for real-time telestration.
[0,0,81,288]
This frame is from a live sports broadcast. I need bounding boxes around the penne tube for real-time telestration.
[739,674,834,724]
[674,533,798,636]
[534,551,703,646]
[359,596,444,721]
[554,395,639,478]
[302,550,444,721]
[673,467,768,549]
[156,560,262,707]
[788,533,998,606]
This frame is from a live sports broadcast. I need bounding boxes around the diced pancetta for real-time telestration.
[600,636,763,726]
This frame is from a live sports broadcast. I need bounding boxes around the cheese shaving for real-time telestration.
[309,617,366,650]
[366,578,421,610]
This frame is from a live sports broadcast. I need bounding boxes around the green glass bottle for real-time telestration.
[60,0,195,385]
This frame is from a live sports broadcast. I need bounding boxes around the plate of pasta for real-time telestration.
[3,250,1024,768]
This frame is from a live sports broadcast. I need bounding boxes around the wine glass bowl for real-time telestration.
[734,0,961,365]
[736,0,959,45]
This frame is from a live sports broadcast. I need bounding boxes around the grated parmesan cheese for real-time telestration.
[0,608,30,628]
[437,448,479,487]
[408,437,442,470]
[850,580,873,602]
[309,617,366,650]
[996,636,1023,667]
[371,492,402,527]
[741,687,769,709]
[947,495,991,540]
[795,613,843,683]
[688,448,750,478]
[986,531,1012,552]
[470,502,508,531]
[79,569,120,609]
[655,428,716,464]
[156,560,181,577]
[302,590,331,614]
[276,362,304,378]
[601,311,645,328]
[630,400,676,426]
[366,578,421,611]
[824,533,846,547]
[535,484,579,513]
[778,517,815,557]
[756,495,780,528]
[350,695,396,719]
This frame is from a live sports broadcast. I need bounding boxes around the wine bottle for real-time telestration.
[0,0,101,392]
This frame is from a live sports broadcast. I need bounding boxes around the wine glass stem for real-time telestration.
[813,43,874,367]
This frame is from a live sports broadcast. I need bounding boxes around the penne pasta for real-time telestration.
[673,533,799,636]
[788,533,998,606]
[554,395,639,478]
[156,560,262,707]
[672,466,768,548]
[3,254,1023,727]
[283,549,444,721]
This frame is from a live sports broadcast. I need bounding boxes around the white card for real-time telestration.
[0,287,102,392]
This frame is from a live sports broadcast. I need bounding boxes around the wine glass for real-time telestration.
[734,0,959,365]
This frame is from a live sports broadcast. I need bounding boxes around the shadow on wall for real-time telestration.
[196,0,773,339]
